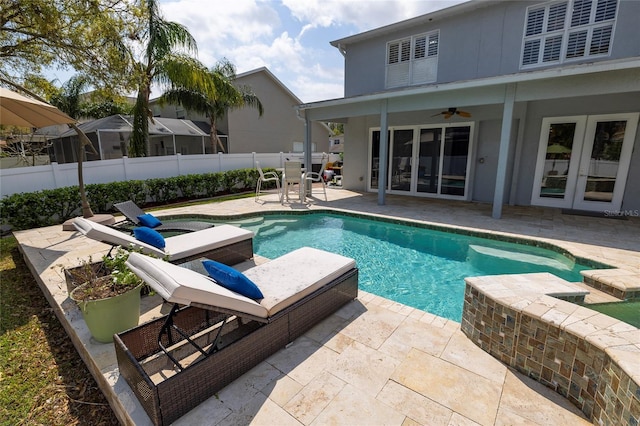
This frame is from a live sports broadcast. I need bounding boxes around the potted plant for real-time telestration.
[67,247,144,343]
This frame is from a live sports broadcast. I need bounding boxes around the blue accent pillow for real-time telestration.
[202,260,264,300]
[133,227,166,249]
[137,213,162,228]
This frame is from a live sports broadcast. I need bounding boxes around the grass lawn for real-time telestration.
[0,235,118,425]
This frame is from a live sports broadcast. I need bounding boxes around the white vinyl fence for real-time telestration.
[0,152,339,197]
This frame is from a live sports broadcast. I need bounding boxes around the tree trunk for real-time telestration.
[130,84,150,157]
[209,118,225,153]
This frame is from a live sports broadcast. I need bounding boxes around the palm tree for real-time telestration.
[49,75,90,119]
[128,0,213,157]
[160,59,264,153]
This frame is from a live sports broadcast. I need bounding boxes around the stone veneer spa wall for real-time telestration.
[461,273,640,426]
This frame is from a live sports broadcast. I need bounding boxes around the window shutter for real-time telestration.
[595,0,617,21]
[526,8,545,36]
[386,32,438,89]
[386,62,410,87]
[590,25,613,54]
[427,33,439,56]
[547,3,567,31]
[566,30,588,57]
[400,40,411,62]
[522,39,541,65]
[388,42,400,64]
[571,0,592,27]
[543,35,563,62]
[414,36,426,59]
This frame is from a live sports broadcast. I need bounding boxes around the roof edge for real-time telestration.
[330,0,495,48]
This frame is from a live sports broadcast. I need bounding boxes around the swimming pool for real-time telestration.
[220,212,600,322]
[583,301,640,328]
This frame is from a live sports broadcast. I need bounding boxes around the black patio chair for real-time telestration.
[113,200,214,233]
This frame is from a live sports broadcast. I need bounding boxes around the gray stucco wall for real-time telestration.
[343,0,640,97]
[473,119,503,203]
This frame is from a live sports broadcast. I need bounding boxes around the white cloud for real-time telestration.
[157,0,464,102]
[281,0,464,33]
[161,0,278,45]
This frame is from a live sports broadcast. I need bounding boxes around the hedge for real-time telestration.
[0,167,278,231]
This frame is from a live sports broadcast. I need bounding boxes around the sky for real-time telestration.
[45,0,467,104]
[156,0,467,103]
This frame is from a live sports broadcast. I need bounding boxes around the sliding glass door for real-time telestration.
[390,129,414,191]
[417,128,441,193]
[370,124,473,198]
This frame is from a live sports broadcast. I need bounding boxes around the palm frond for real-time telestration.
[160,89,211,116]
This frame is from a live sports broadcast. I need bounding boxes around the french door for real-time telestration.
[370,123,473,198]
[532,113,638,211]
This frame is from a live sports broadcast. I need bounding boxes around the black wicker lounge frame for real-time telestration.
[114,268,358,426]
[114,200,214,232]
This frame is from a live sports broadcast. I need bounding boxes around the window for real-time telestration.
[521,0,617,68]
[386,31,439,88]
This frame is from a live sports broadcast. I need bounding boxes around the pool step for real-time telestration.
[572,281,621,304]
[467,244,573,273]
[580,269,640,301]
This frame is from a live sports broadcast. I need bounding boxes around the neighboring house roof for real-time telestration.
[236,67,303,105]
[234,67,333,133]
[56,115,211,137]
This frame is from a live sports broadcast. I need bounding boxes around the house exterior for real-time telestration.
[152,67,331,154]
[298,0,640,218]
[329,134,344,153]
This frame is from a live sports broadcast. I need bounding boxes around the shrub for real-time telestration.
[0,167,265,230]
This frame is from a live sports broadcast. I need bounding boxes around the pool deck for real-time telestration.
[14,188,640,425]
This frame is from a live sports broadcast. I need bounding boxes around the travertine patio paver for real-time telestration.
[13,188,639,425]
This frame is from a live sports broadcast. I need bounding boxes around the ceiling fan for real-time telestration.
[431,107,471,119]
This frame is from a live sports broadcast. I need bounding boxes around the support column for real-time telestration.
[304,117,312,196]
[493,83,516,219]
[378,99,389,206]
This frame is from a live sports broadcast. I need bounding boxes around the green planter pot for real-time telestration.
[70,283,142,343]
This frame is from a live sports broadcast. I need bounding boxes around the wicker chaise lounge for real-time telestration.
[115,248,358,426]
[114,200,214,232]
[73,217,254,264]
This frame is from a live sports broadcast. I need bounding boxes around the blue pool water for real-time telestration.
[223,213,596,322]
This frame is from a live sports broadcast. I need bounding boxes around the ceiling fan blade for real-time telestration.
[458,111,472,117]
[443,113,453,119]
[431,112,444,117]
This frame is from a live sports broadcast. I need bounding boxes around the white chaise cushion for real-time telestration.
[126,252,268,318]
[245,247,356,316]
[163,225,253,261]
[73,217,254,261]
[126,247,357,319]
